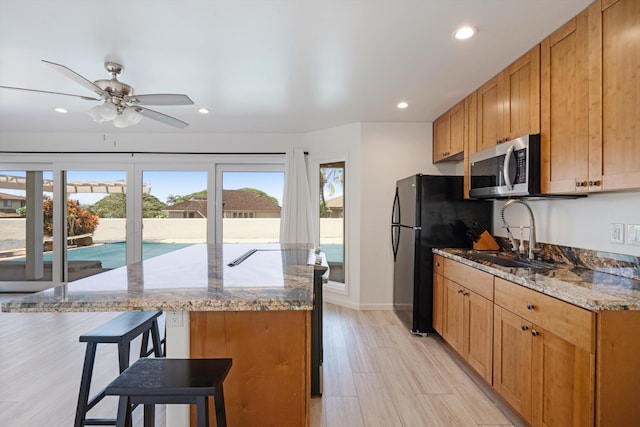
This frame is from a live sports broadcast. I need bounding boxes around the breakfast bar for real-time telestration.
[1,243,318,427]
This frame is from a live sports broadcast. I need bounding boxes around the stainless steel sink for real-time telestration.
[464,252,555,269]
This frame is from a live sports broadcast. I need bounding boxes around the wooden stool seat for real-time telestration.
[75,311,163,427]
[105,358,232,427]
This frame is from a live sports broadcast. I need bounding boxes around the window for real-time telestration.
[0,169,54,289]
[319,161,345,283]
[140,170,207,261]
[216,167,284,243]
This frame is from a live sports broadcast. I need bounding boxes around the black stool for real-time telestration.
[105,358,232,427]
[75,311,164,427]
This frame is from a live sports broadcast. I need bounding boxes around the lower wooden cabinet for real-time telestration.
[493,304,595,427]
[435,255,640,427]
[494,277,596,427]
[432,255,444,335]
[493,305,533,423]
[439,257,494,384]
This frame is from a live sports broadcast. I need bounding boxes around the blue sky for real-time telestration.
[1,170,285,206]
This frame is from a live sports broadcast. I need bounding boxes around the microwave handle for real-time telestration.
[503,145,515,190]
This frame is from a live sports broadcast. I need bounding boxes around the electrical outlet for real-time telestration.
[610,223,624,244]
[627,224,640,246]
[167,311,183,328]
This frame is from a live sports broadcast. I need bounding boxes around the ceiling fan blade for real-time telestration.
[0,85,101,101]
[42,60,105,97]
[138,107,189,128]
[128,94,194,106]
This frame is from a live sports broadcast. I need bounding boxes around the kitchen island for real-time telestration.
[2,243,317,427]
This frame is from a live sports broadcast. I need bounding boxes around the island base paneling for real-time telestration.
[190,310,311,427]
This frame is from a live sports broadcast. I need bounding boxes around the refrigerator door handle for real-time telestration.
[391,225,399,261]
[391,189,400,225]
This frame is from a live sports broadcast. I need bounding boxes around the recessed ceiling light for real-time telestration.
[454,25,477,40]
[397,101,409,109]
[198,108,209,114]
[54,107,68,113]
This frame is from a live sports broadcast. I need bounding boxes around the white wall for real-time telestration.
[493,191,640,257]
[358,122,458,309]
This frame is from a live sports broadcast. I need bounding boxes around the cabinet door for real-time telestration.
[463,92,477,199]
[433,271,444,335]
[541,11,590,194]
[477,74,503,151]
[493,305,533,424]
[503,46,541,141]
[531,326,595,427]
[464,291,493,384]
[433,113,450,163]
[590,0,640,191]
[449,101,465,157]
[443,278,464,354]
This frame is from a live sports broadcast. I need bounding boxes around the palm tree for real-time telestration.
[319,163,344,218]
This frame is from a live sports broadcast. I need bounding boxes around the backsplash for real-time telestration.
[493,237,640,281]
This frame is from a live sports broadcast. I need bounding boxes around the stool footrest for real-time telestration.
[82,418,116,425]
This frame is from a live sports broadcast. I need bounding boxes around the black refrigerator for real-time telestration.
[391,174,493,335]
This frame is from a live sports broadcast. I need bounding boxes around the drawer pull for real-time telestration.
[526,303,535,310]
[531,329,540,337]
[521,325,529,331]
[457,289,464,294]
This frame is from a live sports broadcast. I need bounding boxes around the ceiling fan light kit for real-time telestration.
[113,106,143,128]
[88,101,118,123]
[0,60,194,128]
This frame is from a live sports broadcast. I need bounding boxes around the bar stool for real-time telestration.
[105,358,232,427]
[74,311,164,427]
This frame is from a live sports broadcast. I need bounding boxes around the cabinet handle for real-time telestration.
[521,325,529,331]
[526,303,535,310]
[575,181,587,188]
[589,180,601,187]
[457,289,464,294]
[435,262,440,267]
[462,291,469,296]
[531,329,540,337]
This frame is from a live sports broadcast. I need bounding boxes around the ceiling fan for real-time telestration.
[0,60,194,128]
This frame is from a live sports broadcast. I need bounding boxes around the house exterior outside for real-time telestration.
[324,196,343,218]
[0,192,25,216]
[163,190,281,219]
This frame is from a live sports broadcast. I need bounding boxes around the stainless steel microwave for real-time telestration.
[469,134,541,198]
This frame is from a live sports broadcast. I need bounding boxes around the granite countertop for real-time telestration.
[1,243,316,313]
[434,248,640,311]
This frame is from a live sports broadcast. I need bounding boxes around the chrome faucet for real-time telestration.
[500,199,542,260]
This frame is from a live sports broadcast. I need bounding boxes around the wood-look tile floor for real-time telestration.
[313,303,523,427]
[0,300,522,426]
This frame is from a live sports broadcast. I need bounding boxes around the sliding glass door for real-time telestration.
[0,154,285,291]
[139,169,208,261]
[215,165,285,244]
[0,168,54,290]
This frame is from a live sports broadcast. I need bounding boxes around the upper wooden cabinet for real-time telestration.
[476,46,541,153]
[543,0,640,194]
[541,8,590,194]
[588,0,640,192]
[433,100,464,163]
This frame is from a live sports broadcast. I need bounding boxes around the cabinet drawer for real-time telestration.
[433,254,445,275]
[494,277,595,352]
[444,258,494,301]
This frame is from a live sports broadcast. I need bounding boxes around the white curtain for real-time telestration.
[280,148,317,246]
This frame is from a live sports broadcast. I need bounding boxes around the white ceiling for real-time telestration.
[0,0,593,134]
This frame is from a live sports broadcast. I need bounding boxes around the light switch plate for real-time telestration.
[610,223,624,244]
[627,224,640,246]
